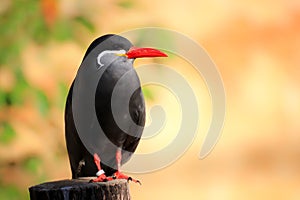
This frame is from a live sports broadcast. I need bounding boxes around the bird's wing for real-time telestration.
[120,87,145,164]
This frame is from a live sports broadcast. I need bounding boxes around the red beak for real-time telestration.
[126,47,168,59]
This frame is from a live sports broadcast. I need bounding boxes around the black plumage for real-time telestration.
[65,34,145,178]
[64,34,166,181]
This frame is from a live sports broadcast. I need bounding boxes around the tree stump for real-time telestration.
[29,178,130,200]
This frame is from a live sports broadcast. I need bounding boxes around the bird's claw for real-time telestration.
[89,174,114,183]
[112,171,141,185]
[90,153,141,184]
[127,177,142,185]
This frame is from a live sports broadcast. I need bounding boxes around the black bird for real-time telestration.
[65,34,167,183]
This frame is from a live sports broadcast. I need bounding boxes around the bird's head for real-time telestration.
[82,34,167,69]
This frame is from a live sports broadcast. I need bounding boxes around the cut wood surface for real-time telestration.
[29,178,130,200]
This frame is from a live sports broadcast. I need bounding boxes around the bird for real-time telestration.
[64,34,167,183]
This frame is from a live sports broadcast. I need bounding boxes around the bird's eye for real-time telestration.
[96,50,126,69]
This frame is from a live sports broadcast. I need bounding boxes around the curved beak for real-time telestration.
[125,47,168,59]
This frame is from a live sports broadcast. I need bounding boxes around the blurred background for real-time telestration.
[0,0,300,199]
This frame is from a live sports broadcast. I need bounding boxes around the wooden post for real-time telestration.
[29,178,130,200]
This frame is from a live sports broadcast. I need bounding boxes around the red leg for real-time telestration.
[113,148,141,184]
[94,153,101,170]
[116,148,122,171]
[90,153,112,182]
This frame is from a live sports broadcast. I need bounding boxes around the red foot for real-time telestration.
[90,174,109,182]
[113,171,141,185]
[90,153,113,182]
[90,153,141,184]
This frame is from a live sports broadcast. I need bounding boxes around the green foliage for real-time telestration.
[57,82,69,109]
[8,67,29,106]
[0,184,23,200]
[0,0,94,108]
[118,0,135,9]
[53,20,74,41]
[35,89,50,116]
[74,16,95,33]
[0,0,93,133]
[0,89,7,108]
[0,0,95,65]
[142,87,155,101]
[0,0,44,65]
[0,122,16,144]
[22,156,42,174]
